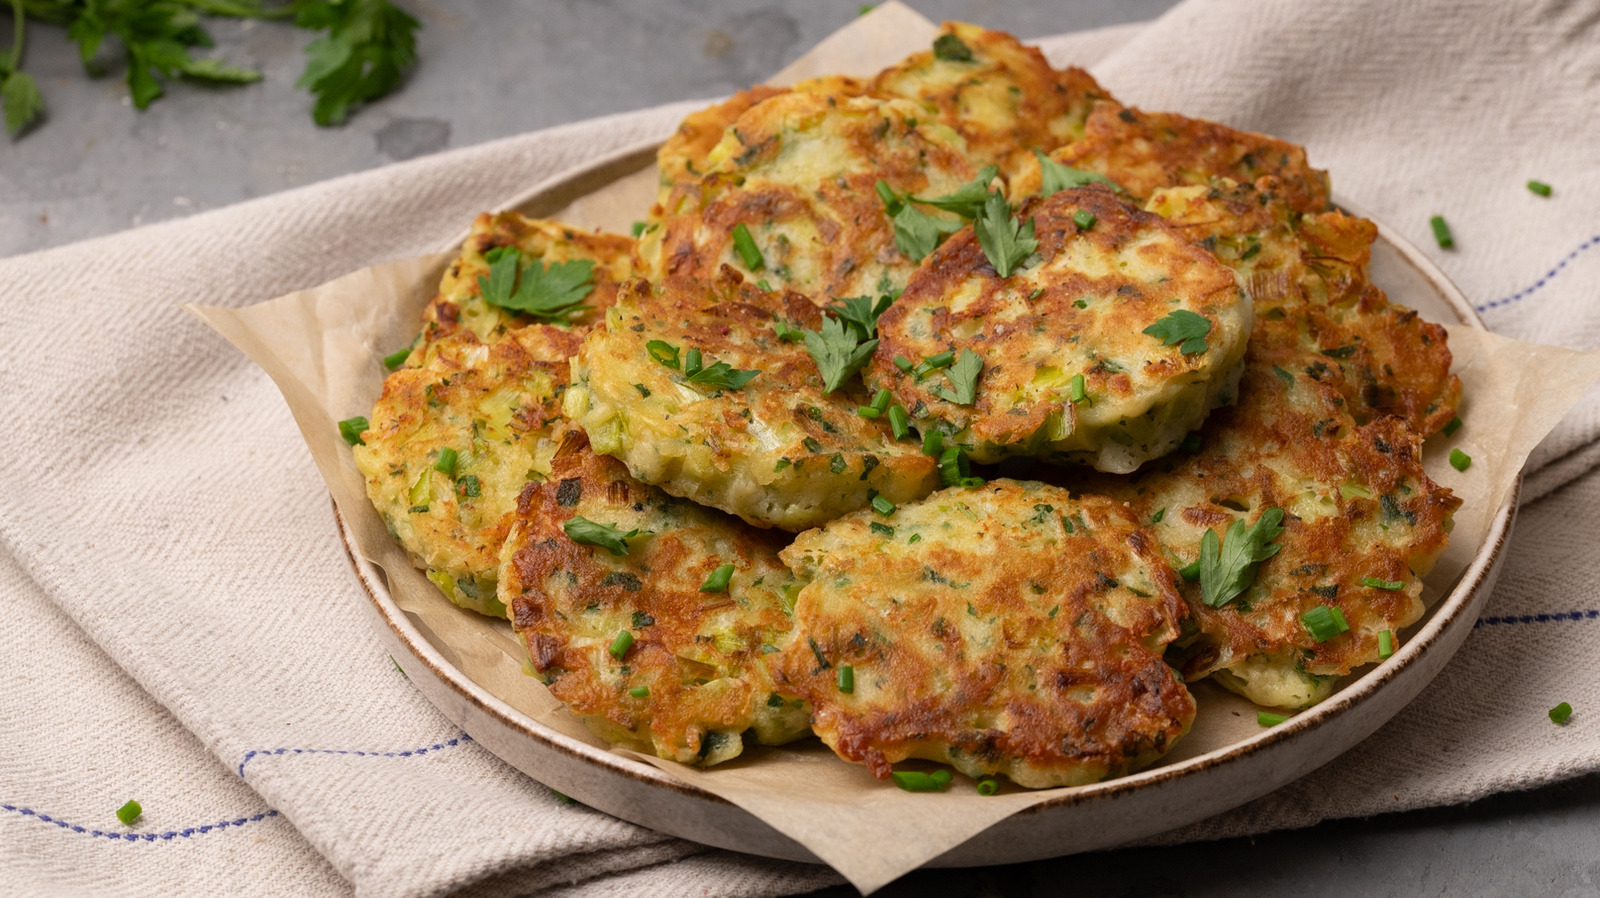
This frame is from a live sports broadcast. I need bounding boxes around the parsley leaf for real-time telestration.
[804,315,877,394]
[476,250,595,323]
[933,348,983,405]
[916,165,1000,220]
[563,516,650,557]
[1141,309,1212,355]
[1198,507,1285,608]
[293,0,420,126]
[2,72,42,137]
[60,0,264,111]
[1034,150,1124,196]
[686,360,760,390]
[773,318,806,342]
[827,294,895,342]
[932,33,973,62]
[878,179,961,262]
[974,191,1037,278]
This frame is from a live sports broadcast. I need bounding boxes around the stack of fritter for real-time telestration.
[351,22,1458,787]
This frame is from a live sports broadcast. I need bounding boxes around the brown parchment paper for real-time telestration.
[187,3,1600,892]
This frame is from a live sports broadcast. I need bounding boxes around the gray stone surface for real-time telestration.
[4,1,1597,895]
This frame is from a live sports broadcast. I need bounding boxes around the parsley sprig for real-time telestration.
[933,348,983,406]
[1142,309,1212,355]
[805,316,877,394]
[1196,507,1285,608]
[476,248,595,323]
[877,180,961,263]
[974,191,1037,278]
[1034,150,1124,196]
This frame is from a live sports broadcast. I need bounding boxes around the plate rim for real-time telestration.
[346,141,1521,859]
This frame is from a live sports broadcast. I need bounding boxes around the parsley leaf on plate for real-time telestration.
[878,179,962,263]
[563,516,650,557]
[1034,150,1124,196]
[1142,309,1212,355]
[1198,507,1285,608]
[916,165,1000,220]
[476,249,595,323]
[827,293,895,342]
[805,315,878,394]
[975,191,1037,278]
[686,360,760,390]
[2,72,42,137]
[933,348,983,406]
[293,0,420,126]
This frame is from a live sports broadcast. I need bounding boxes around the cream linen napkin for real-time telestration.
[3,1,1599,896]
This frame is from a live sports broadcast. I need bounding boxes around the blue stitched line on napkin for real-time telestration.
[1476,234,1600,313]
[1476,609,1600,628]
[1,804,279,842]
[237,732,473,778]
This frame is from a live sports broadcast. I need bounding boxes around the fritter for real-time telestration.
[353,325,576,617]
[566,273,939,531]
[500,430,809,765]
[1145,180,1459,434]
[869,22,1110,181]
[869,185,1252,472]
[637,91,979,302]
[405,211,635,356]
[776,480,1195,788]
[1080,357,1459,709]
[1021,102,1331,216]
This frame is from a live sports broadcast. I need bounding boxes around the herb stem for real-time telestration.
[7,0,25,77]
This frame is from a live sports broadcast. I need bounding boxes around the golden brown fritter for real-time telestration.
[409,212,636,354]
[1077,355,1459,708]
[869,185,1252,472]
[777,481,1195,788]
[567,272,938,531]
[353,325,575,617]
[656,85,792,205]
[1021,102,1331,215]
[501,430,810,765]
[637,91,978,303]
[870,22,1111,181]
[1145,180,1459,435]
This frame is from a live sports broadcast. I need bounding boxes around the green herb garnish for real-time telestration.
[1443,416,1463,437]
[871,494,896,516]
[915,165,1000,219]
[1362,576,1404,591]
[1068,373,1087,404]
[700,563,735,593]
[382,346,412,370]
[608,630,634,660]
[888,404,911,439]
[1430,214,1454,249]
[731,222,765,271]
[933,349,983,405]
[932,33,972,62]
[1072,209,1097,230]
[433,447,457,477]
[1449,448,1472,472]
[1034,149,1124,195]
[563,516,649,557]
[837,665,854,694]
[629,685,649,698]
[1257,712,1289,727]
[338,416,369,446]
[1527,180,1553,198]
[1142,310,1211,355]
[1378,629,1394,659]
[477,250,594,323]
[975,777,999,795]
[116,800,142,825]
[1550,701,1573,724]
[879,179,962,262]
[974,191,1037,278]
[1301,605,1350,642]
[804,315,877,393]
[1198,507,1285,608]
[891,769,953,791]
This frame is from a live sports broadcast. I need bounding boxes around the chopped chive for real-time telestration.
[1362,576,1405,591]
[857,405,882,419]
[1449,448,1471,471]
[1068,373,1087,403]
[434,447,458,477]
[382,346,412,370]
[608,630,634,659]
[338,416,369,446]
[756,279,773,291]
[907,533,922,544]
[116,800,142,825]
[1443,416,1463,437]
[1257,712,1289,727]
[1527,180,1553,198]
[731,222,765,271]
[1152,507,1165,524]
[1178,559,1200,582]
[700,563,735,593]
[871,495,896,516]
[976,777,999,796]
[684,347,703,376]
[837,665,854,693]
[890,770,949,792]
[893,354,913,373]
[631,221,647,237]
[629,685,649,698]
[1340,483,1373,500]
[922,429,944,457]
[1073,209,1097,230]
[1550,701,1573,724]
[930,769,952,786]
[646,339,680,369]
[888,404,911,439]
[871,388,893,412]
[456,474,481,498]
[1301,605,1350,642]
[1378,629,1395,659]
[551,790,576,804]
[1429,214,1454,249]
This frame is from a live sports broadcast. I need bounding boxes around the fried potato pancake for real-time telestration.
[1021,103,1331,216]
[1145,180,1459,435]
[869,185,1252,472]
[870,22,1111,181]
[407,212,635,354]
[567,272,939,531]
[353,325,576,617]
[777,481,1195,788]
[637,92,979,302]
[501,430,810,765]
